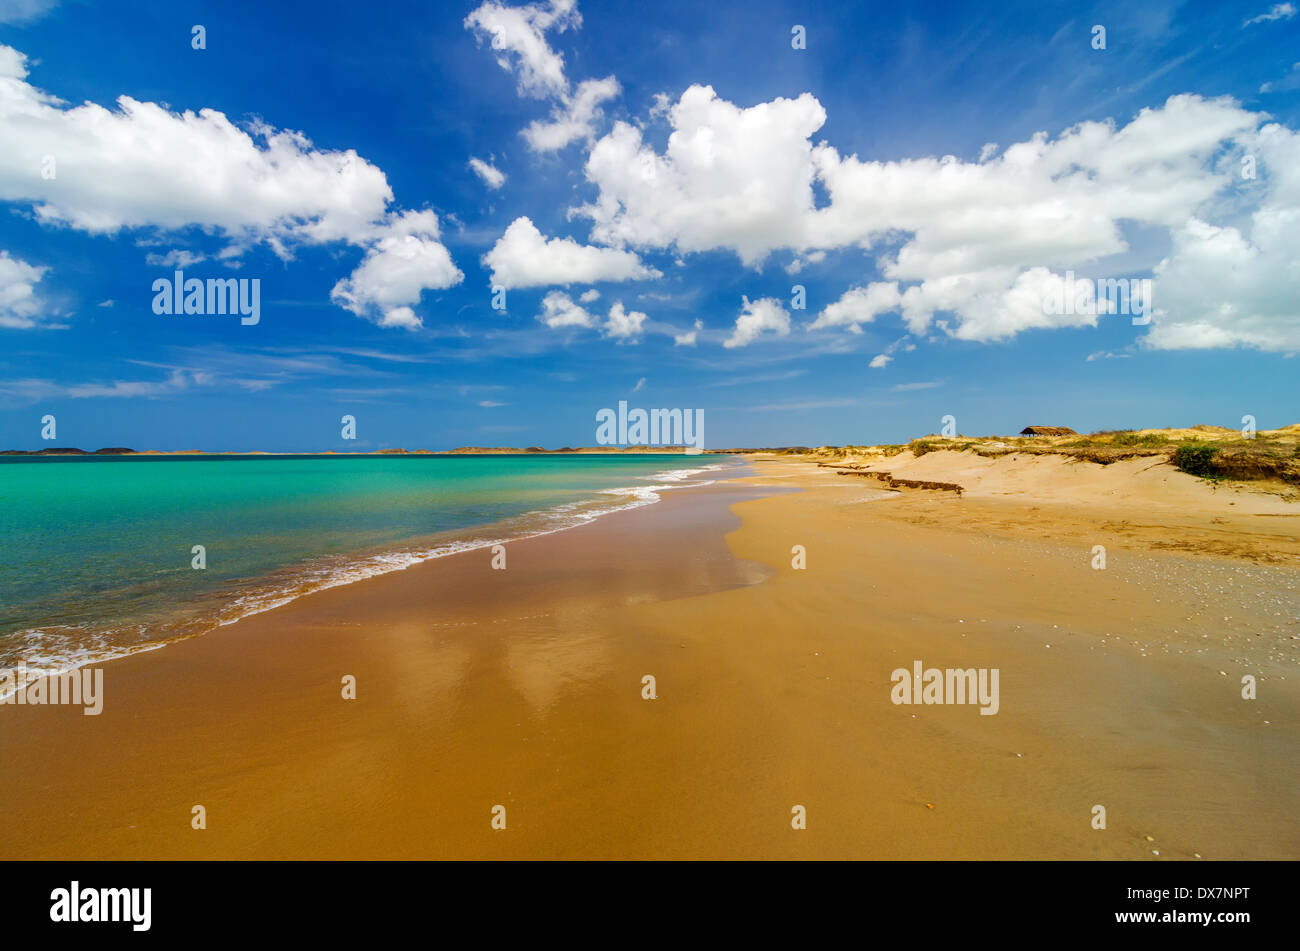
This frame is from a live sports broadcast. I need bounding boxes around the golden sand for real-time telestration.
[1,456,1295,859]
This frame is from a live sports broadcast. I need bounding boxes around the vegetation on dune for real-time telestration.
[1173,442,1220,476]
[1110,432,1170,448]
[774,425,1300,489]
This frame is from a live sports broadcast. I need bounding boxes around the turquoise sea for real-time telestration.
[0,454,735,673]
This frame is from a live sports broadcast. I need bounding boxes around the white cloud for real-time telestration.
[483,216,660,288]
[464,0,580,99]
[649,92,672,119]
[786,249,826,274]
[96,299,114,308]
[673,319,701,346]
[810,95,1257,340]
[1142,121,1300,351]
[868,353,891,368]
[145,249,206,268]
[724,296,790,348]
[330,210,464,330]
[0,250,48,328]
[0,0,58,25]
[538,292,647,341]
[604,301,646,340]
[468,157,506,189]
[0,46,393,248]
[577,85,827,266]
[538,289,595,327]
[899,267,1102,342]
[464,0,618,154]
[0,44,462,327]
[523,76,620,152]
[1244,3,1295,26]
[809,282,902,332]
[578,288,600,303]
[632,376,645,392]
[575,83,1297,347]
[376,306,422,330]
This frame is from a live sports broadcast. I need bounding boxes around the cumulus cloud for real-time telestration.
[0,44,461,327]
[807,94,1257,342]
[604,301,647,340]
[0,250,49,328]
[465,2,619,153]
[868,353,891,368]
[724,296,790,348]
[464,0,580,99]
[537,289,595,327]
[536,292,647,340]
[0,46,393,249]
[576,85,827,266]
[577,81,1298,348]
[809,282,902,333]
[468,157,506,189]
[673,319,702,346]
[578,288,600,303]
[1140,121,1300,350]
[483,216,660,288]
[330,210,465,330]
[523,76,619,152]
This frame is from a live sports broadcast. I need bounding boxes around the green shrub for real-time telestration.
[1173,443,1220,476]
[909,440,937,456]
[1112,432,1168,447]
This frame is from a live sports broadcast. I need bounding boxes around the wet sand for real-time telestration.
[1,460,1296,859]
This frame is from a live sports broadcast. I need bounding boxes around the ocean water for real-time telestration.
[0,453,735,674]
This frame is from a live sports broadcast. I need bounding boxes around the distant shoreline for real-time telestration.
[0,446,724,457]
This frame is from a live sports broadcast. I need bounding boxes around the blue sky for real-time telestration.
[1,0,1297,450]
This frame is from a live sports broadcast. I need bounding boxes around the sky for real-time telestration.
[0,0,1298,451]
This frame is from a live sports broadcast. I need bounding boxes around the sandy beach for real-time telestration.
[1,454,1296,860]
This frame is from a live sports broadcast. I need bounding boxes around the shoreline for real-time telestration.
[0,449,723,458]
[0,476,782,859]
[1,456,1295,859]
[1,459,741,683]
